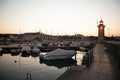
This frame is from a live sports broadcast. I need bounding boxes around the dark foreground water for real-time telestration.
[0,51,85,80]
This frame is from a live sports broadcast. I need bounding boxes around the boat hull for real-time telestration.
[31,49,40,54]
[40,48,76,60]
[40,54,75,60]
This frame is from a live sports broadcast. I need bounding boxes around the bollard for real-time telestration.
[27,73,32,80]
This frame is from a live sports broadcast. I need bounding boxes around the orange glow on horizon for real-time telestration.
[0,0,120,36]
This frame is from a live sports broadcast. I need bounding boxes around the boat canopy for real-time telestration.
[46,48,76,56]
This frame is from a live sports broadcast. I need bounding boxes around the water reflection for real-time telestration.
[0,51,84,80]
[40,58,77,69]
[0,52,37,57]
[11,52,20,56]
[0,52,3,56]
[21,53,31,57]
[31,53,39,57]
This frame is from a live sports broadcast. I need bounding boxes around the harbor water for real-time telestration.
[0,51,85,80]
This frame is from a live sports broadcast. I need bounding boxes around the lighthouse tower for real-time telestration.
[97,20,105,43]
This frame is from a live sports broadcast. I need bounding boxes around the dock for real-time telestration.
[39,46,80,52]
[57,44,120,80]
[0,45,81,52]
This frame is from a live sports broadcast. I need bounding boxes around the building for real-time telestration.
[97,20,106,43]
[22,33,34,42]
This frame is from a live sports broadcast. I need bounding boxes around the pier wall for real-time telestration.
[57,45,95,80]
[104,41,120,67]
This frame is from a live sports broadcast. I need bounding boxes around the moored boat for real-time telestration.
[31,47,40,54]
[39,48,76,60]
[79,47,88,52]
[21,45,31,54]
[11,49,21,53]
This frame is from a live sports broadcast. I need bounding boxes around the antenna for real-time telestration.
[99,16,102,21]
[101,17,102,20]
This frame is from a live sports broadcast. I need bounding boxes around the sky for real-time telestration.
[0,0,120,36]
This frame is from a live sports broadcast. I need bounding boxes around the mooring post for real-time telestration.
[27,73,32,80]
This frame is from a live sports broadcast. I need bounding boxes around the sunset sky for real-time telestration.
[0,0,120,36]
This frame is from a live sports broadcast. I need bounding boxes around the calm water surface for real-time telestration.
[0,51,85,80]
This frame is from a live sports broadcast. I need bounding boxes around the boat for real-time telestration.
[39,48,76,60]
[36,43,43,48]
[31,47,40,54]
[30,41,41,54]
[10,49,21,55]
[79,47,88,52]
[21,46,31,57]
[21,45,31,54]
[11,48,21,53]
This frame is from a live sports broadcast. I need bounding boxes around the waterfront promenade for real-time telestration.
[57,44,120,80]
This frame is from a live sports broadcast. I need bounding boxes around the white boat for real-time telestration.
[11,49,21,53]
[36,43,42,48]
[21,45,31,54]
[79,47,88,52]
[40,48,76,60]
[31,47,40,54]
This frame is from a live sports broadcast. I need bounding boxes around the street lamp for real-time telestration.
[108,28,110,37]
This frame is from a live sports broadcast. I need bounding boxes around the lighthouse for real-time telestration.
[97,20,105,43]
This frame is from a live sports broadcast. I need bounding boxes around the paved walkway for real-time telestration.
[79,44,119,80]
[57,44,120,80]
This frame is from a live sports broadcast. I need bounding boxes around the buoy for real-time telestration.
[14,60,17,63]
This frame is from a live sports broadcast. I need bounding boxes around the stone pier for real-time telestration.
[57,44,120,80]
